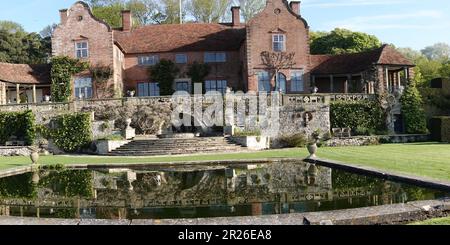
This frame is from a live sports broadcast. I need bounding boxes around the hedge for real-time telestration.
[330,101,386,134]
[43,113,93,152]
[0,110,36,145]
[430,117,450,142]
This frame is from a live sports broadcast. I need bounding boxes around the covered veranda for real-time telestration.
[310,45,415,95]
[0,63,51,105]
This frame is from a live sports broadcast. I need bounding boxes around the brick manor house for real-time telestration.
[0,0,414,104]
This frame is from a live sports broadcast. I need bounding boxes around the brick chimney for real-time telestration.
[60,9,68,25]
[122,10,132,31]
[231,7,240,26]
[289,1,301,15]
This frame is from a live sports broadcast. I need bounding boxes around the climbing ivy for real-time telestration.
[330,100,386,134]
[149,59,179,96]
[44,113,93,152]
[0,110,36,145]
[50,56,89,102]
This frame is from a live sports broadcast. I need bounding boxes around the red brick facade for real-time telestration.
[51,0,414,98]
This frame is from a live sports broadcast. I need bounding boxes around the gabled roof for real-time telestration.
[311,45,414,75]
[114,23,246,54]
[0,63,51,85]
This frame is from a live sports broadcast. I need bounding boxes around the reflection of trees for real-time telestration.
[0,173,36,198]
[38,170,93,198]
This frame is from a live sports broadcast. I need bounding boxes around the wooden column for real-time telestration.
[32,85,37,104]
[345,75,351,93]
[385,67,389,93]
[0,82,5,105]
[397,72,402,89]
[16,84,20,104]
[330,75,334,93]
[404,67,409,83]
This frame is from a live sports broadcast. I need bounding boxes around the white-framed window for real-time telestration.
[175,54,188,64]
[205,80,227,94]
[74,77,93,99]
[75,41,89,58]
[272,34,285,52]
[204,52,226,63]
[291,70,304,92]
[176,81,190,92]
[137,82,160,97]
[258,71,271,92]
[138,55,159,66]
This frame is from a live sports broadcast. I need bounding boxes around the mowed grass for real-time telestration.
[409,217,450,225]
[1,143,449,182]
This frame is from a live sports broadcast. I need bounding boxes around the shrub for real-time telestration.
[234,128,262,137]
[278,134,308,148]
[48,113,93,152]
[400,82,429,134]
[430,117,450,142]
[0,110,36,145]
[330,100,385,133]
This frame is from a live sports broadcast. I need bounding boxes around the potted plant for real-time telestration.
[127,90,136,97]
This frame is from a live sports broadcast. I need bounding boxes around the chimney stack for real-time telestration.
[290,1,301,15]
[60,9,68,25]
[231,7,240,27]
[122,10,132,31]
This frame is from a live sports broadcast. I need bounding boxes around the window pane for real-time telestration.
[176,54,187,64]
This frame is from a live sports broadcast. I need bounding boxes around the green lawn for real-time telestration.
[409,217,450,225]
[1,143,450,182]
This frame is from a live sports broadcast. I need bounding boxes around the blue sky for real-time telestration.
[1,0,449,50]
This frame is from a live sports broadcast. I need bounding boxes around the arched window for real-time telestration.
[276,73,287,93]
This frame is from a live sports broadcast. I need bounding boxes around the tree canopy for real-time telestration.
[0,29,50,64]
[310,28,382,55]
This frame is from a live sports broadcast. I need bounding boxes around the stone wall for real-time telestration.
[278,104,330,137]
[0,147,31,156]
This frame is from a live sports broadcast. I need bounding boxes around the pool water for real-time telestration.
[0,161,448,220]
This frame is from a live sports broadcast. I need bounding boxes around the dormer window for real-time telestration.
[75,41,89,58]
[273,34,285,52]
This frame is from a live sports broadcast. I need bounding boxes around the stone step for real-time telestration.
[108,137,244,156]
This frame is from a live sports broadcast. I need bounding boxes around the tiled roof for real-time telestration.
[114,23,246,54]
[0,63,51,85]
[311,45,414,75]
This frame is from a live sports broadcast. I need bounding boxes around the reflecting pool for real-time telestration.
[0,161,448,219]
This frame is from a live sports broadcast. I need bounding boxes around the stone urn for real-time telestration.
[126,118,132,128]
[307,143,318,159]
[32,171,40,184]
[29,147,40,165]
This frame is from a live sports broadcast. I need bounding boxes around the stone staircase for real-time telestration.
[109,137,246,156]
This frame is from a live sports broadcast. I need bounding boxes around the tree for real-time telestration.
[439,62,450,78]
[421,43,450,62]
[187,62,211,91]
[40,24,58,38]
[237,0,265,22]
[149,59,179,95]
[310,28,382,55]
[0,20,25,34]
[0,30,50,64]
[260,51,296,90]
[400,80,428,134]
[92,2,125,28]
[187,0,231,23]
